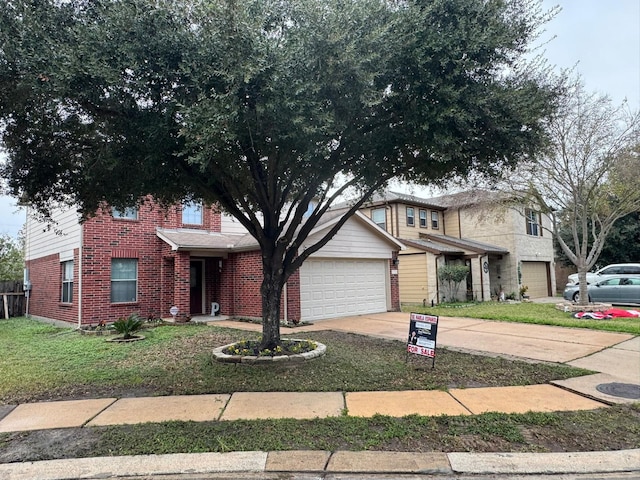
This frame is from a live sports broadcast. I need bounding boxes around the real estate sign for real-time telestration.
[407,312,439,362]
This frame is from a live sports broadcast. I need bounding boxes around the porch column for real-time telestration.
[480,255,491,302]
[173,251,191,320]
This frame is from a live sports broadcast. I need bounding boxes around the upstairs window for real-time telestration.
[371,208,386,230]
[419,209,427,228]
[182,201,203,225]
[61,261,73,303]
[431,211,439,229]
[525,208,542,236]
[406,207,415,227]
[112,207,138,220]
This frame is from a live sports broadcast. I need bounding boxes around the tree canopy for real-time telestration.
[0,0,560,345]
[0,234,24,281]
[555,212,640,269]
[501,80,639,303]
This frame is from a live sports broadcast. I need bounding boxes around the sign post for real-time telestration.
[406,312,439,368]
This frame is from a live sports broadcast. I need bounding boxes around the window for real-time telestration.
[371,208,386,230]
[61,261,73,303]
[182,201,203,225]
[111,259,137,303]
[525,209,542,236]
[112,207,138,220]
[419,209,427,228]
[406,207,415,227]
[431,211,439,229]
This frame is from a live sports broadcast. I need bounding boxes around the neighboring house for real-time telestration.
[24,199,402,326]
[359,191,556,304]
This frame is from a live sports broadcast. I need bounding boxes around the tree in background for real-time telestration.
[554,212,640,269]
[504,80,639,305]
[0,234,24,281]
[437,264,470,303]
[0,0,560,347]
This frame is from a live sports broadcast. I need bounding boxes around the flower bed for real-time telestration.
[78,325,116,336]
[212,339,326,364]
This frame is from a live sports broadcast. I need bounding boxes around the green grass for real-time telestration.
[0,317,591,404]
[405,301,640,335]
[0,316,638,460]
[3,405,639,461]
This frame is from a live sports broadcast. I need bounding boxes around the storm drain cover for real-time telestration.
[595,382,640,399]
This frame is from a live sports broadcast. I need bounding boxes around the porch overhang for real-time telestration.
[156,228,259,254]
[418,233,509,255]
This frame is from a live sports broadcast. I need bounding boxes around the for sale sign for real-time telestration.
[407,312,439,360]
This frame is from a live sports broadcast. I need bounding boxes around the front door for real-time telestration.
[190,261,204,314]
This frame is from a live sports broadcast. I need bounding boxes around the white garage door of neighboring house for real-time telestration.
[300,259,388,321]
[521,261,550,298]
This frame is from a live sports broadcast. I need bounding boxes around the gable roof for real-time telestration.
[364,191,444,210]
[157,210,404,253]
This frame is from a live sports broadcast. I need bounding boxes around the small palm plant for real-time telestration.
[112,313,144,340]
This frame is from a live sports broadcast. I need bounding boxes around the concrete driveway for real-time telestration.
[299,312,635,364]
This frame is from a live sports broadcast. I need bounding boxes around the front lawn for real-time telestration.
[1,317,638,460]
[406,302,640,335]
[0,317,590,404]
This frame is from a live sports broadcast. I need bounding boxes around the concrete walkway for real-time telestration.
[1,313,638,479]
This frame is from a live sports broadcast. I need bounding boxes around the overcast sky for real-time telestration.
[1,0,639,238]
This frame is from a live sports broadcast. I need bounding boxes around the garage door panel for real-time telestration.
[521,261,550,298]
[300,259,388,321]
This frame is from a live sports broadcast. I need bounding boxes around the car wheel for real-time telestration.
[573,291,582,303]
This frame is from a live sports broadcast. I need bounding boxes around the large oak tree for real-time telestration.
[1,0,559,347]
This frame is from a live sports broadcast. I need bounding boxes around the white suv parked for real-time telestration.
[566,263,640,286]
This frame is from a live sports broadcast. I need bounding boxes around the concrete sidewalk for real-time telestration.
[2,449,640,479]
[0,384,610,434]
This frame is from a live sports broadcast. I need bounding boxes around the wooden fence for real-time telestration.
[0,281,26,319]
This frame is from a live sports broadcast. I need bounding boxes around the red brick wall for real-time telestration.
[225,250,263,318]
[218,250,301,322]
[80,202,166,324]
[285,268,301,323]
[390,252,400,311]
[26,251,79,324]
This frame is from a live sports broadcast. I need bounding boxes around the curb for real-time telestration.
[1,449,639,479]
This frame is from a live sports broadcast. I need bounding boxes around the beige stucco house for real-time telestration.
[360,191,556,304]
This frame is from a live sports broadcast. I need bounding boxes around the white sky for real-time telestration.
[1,0,639,238]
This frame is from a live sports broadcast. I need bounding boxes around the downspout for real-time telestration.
[77,223,83,328]
[283,282,288,324]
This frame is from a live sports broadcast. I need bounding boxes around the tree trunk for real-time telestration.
[260,259,285,350]
[577,267,590,305]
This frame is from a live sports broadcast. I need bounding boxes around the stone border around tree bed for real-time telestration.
[556,302,612,313]
[212,340,326,364]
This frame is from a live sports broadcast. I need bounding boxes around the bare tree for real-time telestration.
[508,80,640,304]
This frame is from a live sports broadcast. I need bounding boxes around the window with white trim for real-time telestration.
[112,207,138,220]
[111,259,137,303]
[419,209,427,228]
[61,261,73,303]
[182,201,203,225]
[371,208,386,230]
[406,207,415,227]
[431,211,439,229]
[525,208,542,236]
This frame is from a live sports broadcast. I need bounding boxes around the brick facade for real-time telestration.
[27,200,398,325]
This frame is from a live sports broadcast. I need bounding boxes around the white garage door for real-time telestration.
[521,261,550,298]
[300,259,388,321]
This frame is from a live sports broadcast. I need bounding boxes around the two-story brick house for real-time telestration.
[24,199,403,326]
[360,191,555,304]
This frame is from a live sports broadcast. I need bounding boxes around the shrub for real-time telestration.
[112,313,145,339]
